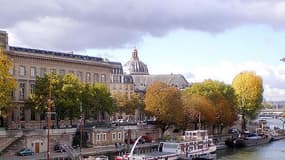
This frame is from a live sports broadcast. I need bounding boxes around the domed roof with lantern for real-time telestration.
[124,48,149,75]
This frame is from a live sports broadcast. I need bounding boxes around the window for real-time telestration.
[101,74,106,83]
[96,134,100,141]
[112,133,116,141]
[19,66,25,76]
[20,105,25,121]
[30,67,36,77]
[9,67,14,75]
[31,109,36,121]
[10,89,14,97]
[94,73,99,83]
[59,69,65,76]
[40,112,45,120]
[19,83,25,100]
[40,68,46,77]
[118,132,121,140]
[11,110,15,121]
[69,70,74,74]
[50,68,56,74]
[30,84,35,94]
[103,133,106,141]
[77,71,83,81]
[86,72,91,83]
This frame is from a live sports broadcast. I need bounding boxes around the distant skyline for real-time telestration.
[2,0,285,101]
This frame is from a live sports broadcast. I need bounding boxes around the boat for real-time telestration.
[225,132,272,148]
[84,155,109,160]
[115,136,179,160]
[159,130,216,160]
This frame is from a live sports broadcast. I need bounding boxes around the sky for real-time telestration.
[1,0,285,101]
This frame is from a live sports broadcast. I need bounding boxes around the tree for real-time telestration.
[112,92,128,118]
[90,83,114,120]
[0,48,16,123]
[232,71,263,131]
[113,92,144,116]
[59,74,81,125]
[183,80,238,134]
[25,73,61,127]
[180,94,216,131]
[145,81,183,138]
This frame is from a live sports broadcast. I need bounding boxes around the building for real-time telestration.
[124,48,189,93]
[109,61,134,98]
[0,30,134,129]
[122,49,189,121]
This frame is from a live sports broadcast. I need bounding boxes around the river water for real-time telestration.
[217,118,285,160]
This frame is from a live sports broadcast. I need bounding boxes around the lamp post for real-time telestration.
[80,102,83,158]
[47,80,52,160]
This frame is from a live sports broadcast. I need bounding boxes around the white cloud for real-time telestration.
[1,0,285,50]
[185,60,285,101]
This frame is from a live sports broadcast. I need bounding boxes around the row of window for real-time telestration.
[10,66,107,83]
[95,132,122,142]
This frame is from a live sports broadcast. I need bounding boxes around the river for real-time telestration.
[217,118,285,160]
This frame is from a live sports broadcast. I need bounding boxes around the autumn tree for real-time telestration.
[145,81,183,138]
[180,94,216,131]
[112,92,144,119]
[232,71,263,131]
[129,92,145,118]
[112,92,128,117]
[0,48,16,123]
[184,80,237,134]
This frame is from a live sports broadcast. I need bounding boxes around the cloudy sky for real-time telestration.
[2,0,285,101]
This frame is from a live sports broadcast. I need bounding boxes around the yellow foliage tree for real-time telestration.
[232,71,263,131]
[181,94,216,130]
[145,81,183,138]
[0,48,16,118]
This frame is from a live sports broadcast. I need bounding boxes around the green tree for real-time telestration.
[0,48,16,123]
[25,73,61,127]
[85,83,114,120]
[145,81,183,138]
[112,92,144,120]
[232,71,263,131]
[59,74,81,125]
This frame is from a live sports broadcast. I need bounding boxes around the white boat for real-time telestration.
[84,155,109,160]
[159,130,216,160]
[115,136,179,160]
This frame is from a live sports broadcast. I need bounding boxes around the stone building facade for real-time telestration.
[0,31,134,129]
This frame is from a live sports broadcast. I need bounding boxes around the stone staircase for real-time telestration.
[1,135,25,156]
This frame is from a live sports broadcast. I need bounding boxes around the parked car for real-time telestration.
[142,135,152,143]
[54,144,65,152]
[16,148,34,156]
[228,128,240,134]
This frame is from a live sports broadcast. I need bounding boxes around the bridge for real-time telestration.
[259,109,284,118]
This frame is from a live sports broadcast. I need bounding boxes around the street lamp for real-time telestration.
[47,80,52,160]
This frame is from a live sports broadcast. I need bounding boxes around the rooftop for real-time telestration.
[9,46,105,62]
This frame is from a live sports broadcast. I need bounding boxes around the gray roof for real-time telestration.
[9,46,105,62]
[132,74,189,91]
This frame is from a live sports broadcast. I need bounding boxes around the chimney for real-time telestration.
[0,30,8,50]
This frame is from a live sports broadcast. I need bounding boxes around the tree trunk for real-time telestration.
[242,111,246,132]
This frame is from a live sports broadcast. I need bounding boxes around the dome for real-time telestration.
[124,49,149,75]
